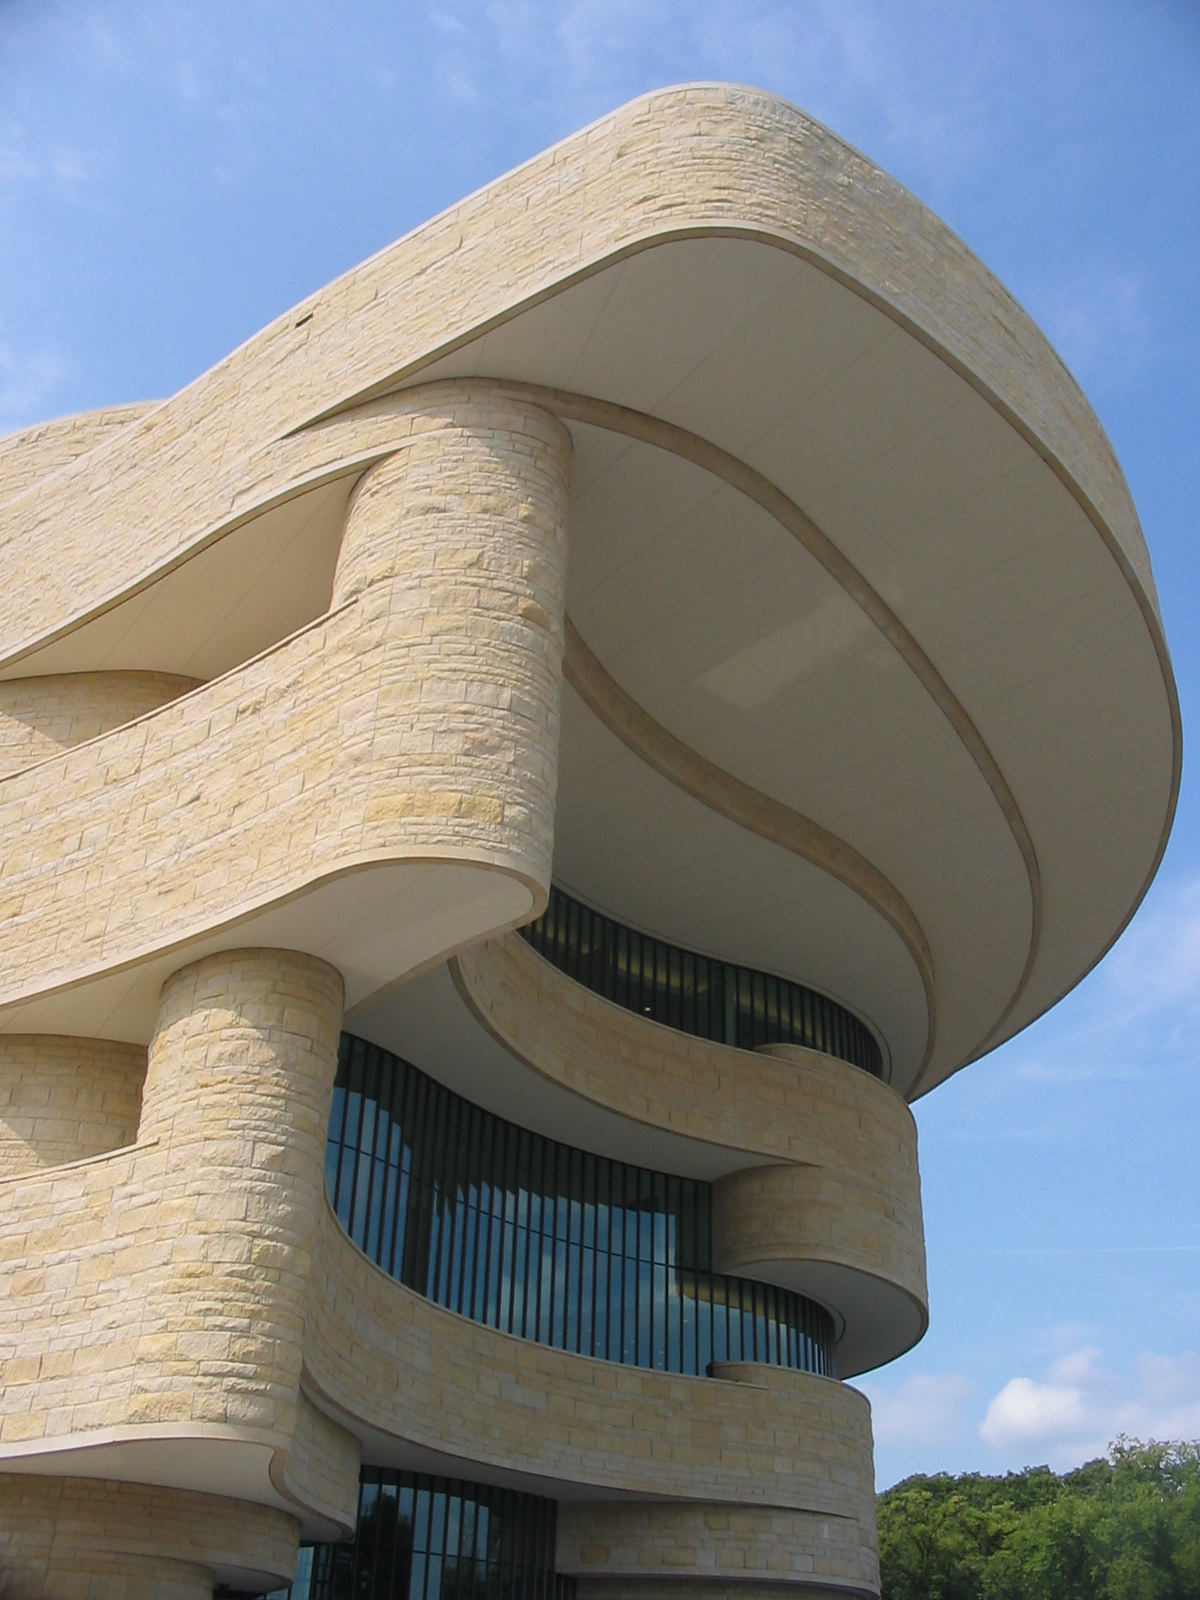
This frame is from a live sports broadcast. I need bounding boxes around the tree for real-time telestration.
[877,1439,1200,1600]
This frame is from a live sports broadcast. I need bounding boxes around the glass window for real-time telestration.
[520,884,882,1076]
[326,1035,836,1383]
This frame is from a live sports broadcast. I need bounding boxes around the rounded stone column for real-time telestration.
[332,381,572,898]
[133,948,344,1449]
[38,1552,213,1600]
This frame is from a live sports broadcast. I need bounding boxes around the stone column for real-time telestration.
[132,948,344,1457]
[332,381,572,901]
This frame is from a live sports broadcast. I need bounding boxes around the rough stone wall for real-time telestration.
[452,933,927,1362]
[0,88,1153,666]
[0,388,570,1022]
[0,403,152,508]
[0,393,576,1591]
[0,952,343,1461]
[0,673,200,781]
[133,949,344,1445]
[454,934,915,1177]
[0,1037,145,1177]
[711,1158,926,1307]
[273,1391,361,1534]
[557,1499,874,1592]
[304,1200,878,1532]
[0,1473,299,1595]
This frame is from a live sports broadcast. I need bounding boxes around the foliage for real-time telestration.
[877,1439,1200,1600]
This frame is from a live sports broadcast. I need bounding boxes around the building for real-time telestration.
[0,84,1179,1599]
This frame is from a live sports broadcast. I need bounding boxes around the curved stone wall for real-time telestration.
[325,1032,835,1378]
[557,1498,874,1595]
[0,402,152,508]
[0,1035,145,1177]
[0,950,355,1532]
[0,386,570,1035]
[0,1474,299,1594]
[711,1155,926,1301]
[520,881,884,1075]
[0,391,575,1587]
[305,1200,876,1520]
[0,671,200,781]
[451,936,926,1371]
[0,82,1177,1600]
[0,90,1158,668]
[711,1157,927,1378]
[136,950,344,1451]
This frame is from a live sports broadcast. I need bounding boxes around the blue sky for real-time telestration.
[2,1,1197,1490]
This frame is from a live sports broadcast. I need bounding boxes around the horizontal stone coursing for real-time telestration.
[0,951,354,1527]
[0,672,201,782]
[0,1037,145,1178]
[0,89,1154,669]
[0,388,568,1020]
[0,403,152,510]
[304,1200,876,1522]
[557,1497,877,1593]
[711,1160,926,1309]
[454,936,913,1167]
[0,1472,298,1594]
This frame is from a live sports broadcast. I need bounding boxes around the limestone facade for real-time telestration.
[0,85,1175,1600]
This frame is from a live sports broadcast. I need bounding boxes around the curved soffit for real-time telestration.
[0,87,1177,1099]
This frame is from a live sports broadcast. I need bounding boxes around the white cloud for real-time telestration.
[861,1371,975,1451]
[980,1347,1200,1469]
[982,1375,1090,1451]
[1045,1345,1104,1385]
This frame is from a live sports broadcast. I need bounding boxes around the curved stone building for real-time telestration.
[0,85,1178,1598]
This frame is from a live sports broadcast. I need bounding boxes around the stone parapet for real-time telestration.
[305,1199,875,1519]
[452,936,910,1170]
[0,672,200,782]
[0,950,357,1540]
[0,386,570,1036]
[0,1473,299,1594]
[0,90,1154,670]
[557,1497,877,1595]
[0,1036,145,1178]
[451,935,926,1371]
[0,403,152,510]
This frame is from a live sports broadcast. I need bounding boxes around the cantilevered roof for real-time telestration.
[0,84,1178,1098]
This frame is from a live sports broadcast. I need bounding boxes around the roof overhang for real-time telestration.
[0,85,1178,1096]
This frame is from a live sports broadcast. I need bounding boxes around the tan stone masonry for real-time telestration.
[0,390,577,1591]
[304,1201,878,1535]
[451,933,927,1370]
[0,1474,299,1595]
[0,403,151,510]
[0,673,200,783]
[0,386,570,1028]
[0,1037,144,1178]
[0,90,1158,671]
[0,83,1159,1594]
[0,951,353,1526]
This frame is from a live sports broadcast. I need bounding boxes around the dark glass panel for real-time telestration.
[326,1035,835,1383]
[519,884,882,1076]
